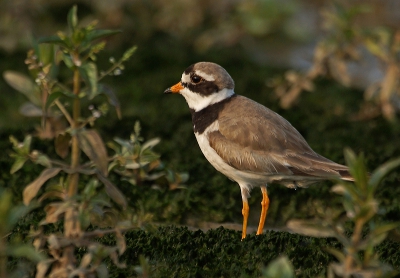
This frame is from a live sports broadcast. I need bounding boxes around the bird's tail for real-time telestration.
[338,169,354,181]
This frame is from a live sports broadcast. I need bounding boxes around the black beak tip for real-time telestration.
[164,88,172,94]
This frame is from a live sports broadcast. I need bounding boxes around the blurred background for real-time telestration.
[2,0,400,128]
[1,0,400,230]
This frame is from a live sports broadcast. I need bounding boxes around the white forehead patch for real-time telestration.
[181,73,190,83]
[194,70,215,81]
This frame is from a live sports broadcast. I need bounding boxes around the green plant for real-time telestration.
[4,5,186,277]
[108,121,189,190]
[287,148,400,277]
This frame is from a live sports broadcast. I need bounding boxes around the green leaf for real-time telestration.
[368,157,400,189]
[10,156,28,174]
[262,256,294,278]
[122,45,137,62]
[370,222,400,238]
[77,129,108,176]
[359,232,388,250]
[97,174,127,208]
[38,43,55,66]
[61,53,74,68]
[22,135,32,154]
[23,168,62,205]
[0,189,30,232]
[365,38,387,61]
[140,151,160,164]
[7,244,46,262]
[79,62,98,99]
[3,71,41,106]
[84,29,122,44]
[10,135,33,156]
[72,29,86,47]
[38,35,69,48]
[36,153,52,168]
[0,189,12,221]
[344,148,368,192]
[141,138,161,151]
[114,137,132,151]
[83,178,99,197]
[67,5,78,31]
[107,160,119,172]
[325,247,346,262]
[9,135,19,148]
[45,91,64,110]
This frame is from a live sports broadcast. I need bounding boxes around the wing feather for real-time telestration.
[208,96,352,181]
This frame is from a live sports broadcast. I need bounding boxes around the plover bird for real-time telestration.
[164,62,353,239]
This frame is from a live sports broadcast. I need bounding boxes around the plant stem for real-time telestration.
[0,237,6,278]
[380,63,398,119]
[64,67,81,270]
[344,220,363,276]
[68,68,81,197]
[98,60,123,81]
[55,100,73,125]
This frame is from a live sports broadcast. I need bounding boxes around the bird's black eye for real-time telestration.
[191,75,202,84]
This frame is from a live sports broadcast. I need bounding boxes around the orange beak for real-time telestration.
[164,82,184,94]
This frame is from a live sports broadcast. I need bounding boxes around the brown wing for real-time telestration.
[208,95,352,180]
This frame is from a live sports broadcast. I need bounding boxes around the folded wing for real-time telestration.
[208,96,353,182]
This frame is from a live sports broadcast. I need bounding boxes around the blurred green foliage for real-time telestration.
[0,0,299,53]
[287,149,400,277]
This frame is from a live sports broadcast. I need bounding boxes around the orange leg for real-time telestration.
[256,185,269,235]
[241,200,249,240]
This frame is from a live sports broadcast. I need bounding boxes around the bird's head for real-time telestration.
[164,62,235,112]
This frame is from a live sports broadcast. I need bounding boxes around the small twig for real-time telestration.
[78,115,97,129]
[55,100,74,126]
[98,60,123,81]
[49,159,71,168]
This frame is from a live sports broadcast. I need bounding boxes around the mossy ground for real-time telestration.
[100,226,398,277]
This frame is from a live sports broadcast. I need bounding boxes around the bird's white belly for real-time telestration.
[194,121,268,188]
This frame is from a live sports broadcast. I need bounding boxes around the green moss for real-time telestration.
[100,226,399,277]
